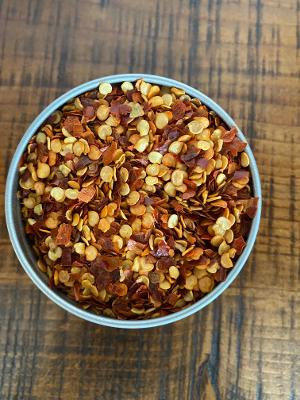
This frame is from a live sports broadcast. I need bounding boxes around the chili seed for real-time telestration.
[99,82,112,96]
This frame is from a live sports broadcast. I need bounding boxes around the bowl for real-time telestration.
[5,74,262,329]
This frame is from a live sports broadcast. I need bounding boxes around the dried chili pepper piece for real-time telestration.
[172,100,186,120]
[102,141,117,165]
[74,155,93,170]
[224,137,247,156]
[245,197,259,218]
[232,170,249,181]
[63,116,84,134]
[83,105,95,119]
[108,282,128,296]
[222,127,237,143]
[110,100,131,117]
[56,224,72,246]
[78,186,96,203]
[152,240,171,257]
[232,236,246,255]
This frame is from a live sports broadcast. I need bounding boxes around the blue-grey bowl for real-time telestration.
[5,74,262,329]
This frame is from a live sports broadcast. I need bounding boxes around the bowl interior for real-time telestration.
[5,74,262,328]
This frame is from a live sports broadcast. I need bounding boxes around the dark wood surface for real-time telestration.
[1,1,299,399]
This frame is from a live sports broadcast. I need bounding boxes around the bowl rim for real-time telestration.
[5,73,262,329]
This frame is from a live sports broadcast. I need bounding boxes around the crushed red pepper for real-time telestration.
[18,79,258,319]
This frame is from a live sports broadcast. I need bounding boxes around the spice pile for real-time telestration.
[18,79,258,319]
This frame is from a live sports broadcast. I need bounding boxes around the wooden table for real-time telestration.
[0,1,299,399]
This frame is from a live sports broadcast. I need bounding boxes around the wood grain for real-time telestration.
[0,0,299,399]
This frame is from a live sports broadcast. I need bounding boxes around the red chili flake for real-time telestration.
[78,186,96,203]
[87,162,99,176]
[132,91,143,103]
[181,146,200,163]
[90,256,106,274]
[197,255,210,266]
[148,272,160,284]
[166,292,179,306]
[201,233,212,240]
[223,184,238,198]
[224,137,247,156]
[51,174,69,189]
[111,269,121,282]
[73,282,81,301]
[131,284,149,302]
[149,284,163,304]
[222,127,237,143]
[56,223,72,246]
[227,162,237,175]
[102,141,117,165]
[183,179,197,189]
[171,201,185,214]
[172,100,186,120]
[74,155,93,170]
[118,135,130,149]
[37,143,48,162]
[108,282,128,296]
[155,139,172,155]
[245,197,259,218]
[232,170,249,181]
[183,159,197,169]
[166,235,175,249]
[28,220,44,236]
[72,260,85,268]
[95,269,112,289]
[112,299,133,317]
[127,239,147,252]
[184,110,194,119]
[61,247,72,266]
[64,153,75,161]
[196,158,209,169]
[131,231,151,244]
[182,190,196,200]
[19,169,31,183]
[108,222,121,236]
[167,129,180,141]
[232,236,246,255]
[63,116,84,134]
[196,106,209,118]
[110,100,131,117]
[97,237,118,255]
[99,145,109,154]
[127,281,140,297]
[92,256,113,274]
[144,197,154,206]
[128,167,143,186]
[83,105,95,119]
[152,198,167,207]
[151,240,171,257]
[214,267,227,282]
[131,178,144,190]
[96,255,121,272]
[132,156,149,167]
[80,96,98,106]
[125,90,134,101]
[236,187,252,200]
[81,129,96,143]
[156,257,175,272]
